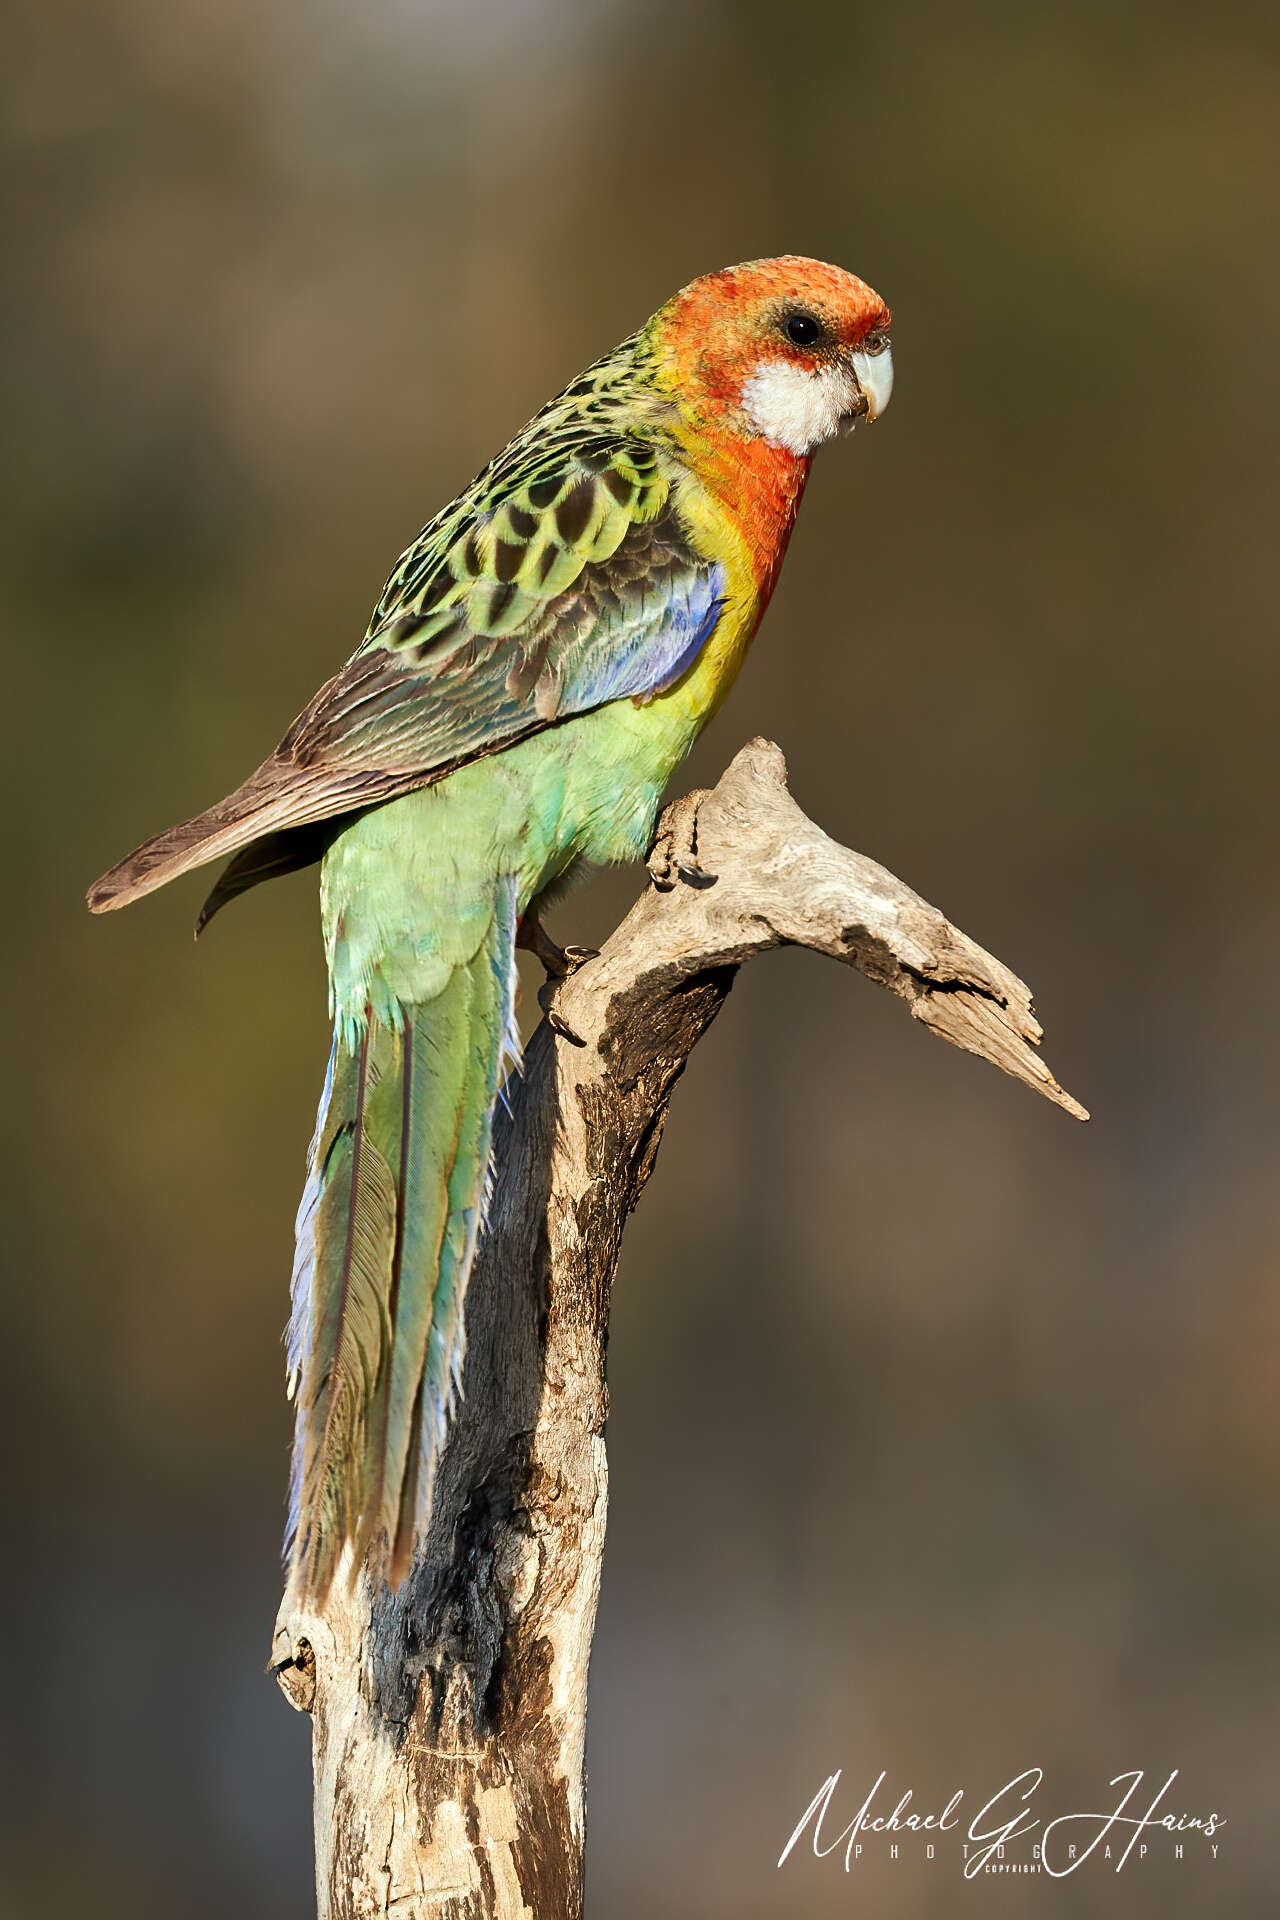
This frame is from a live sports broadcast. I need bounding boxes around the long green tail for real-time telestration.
[284,877,519,1603]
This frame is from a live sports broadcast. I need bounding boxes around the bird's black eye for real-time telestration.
[782,311,822,347]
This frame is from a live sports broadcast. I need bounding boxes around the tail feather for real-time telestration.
[285,877,520,1603]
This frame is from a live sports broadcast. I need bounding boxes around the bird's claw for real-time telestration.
[648,790,716,893]
[527,934,597,1045]
[517,915,597,982]
[546,1005,587,1047]
[537,975,588,1046]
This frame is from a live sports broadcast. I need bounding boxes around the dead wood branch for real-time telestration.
[271,737,1085,1919]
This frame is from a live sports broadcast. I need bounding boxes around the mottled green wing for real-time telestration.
[87,424,725,919]
[281,433,723,774]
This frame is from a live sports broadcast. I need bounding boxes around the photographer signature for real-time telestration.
[778,1767,1224,1878]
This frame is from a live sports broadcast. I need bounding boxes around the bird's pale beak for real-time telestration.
[849,343,894,422]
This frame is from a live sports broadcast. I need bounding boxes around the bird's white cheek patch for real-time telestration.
[740,360,855,455]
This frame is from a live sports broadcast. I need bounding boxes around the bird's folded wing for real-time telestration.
[87,436,725,916]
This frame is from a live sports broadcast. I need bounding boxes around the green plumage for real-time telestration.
[288,880,517,1594]
[83,334,717,930]
[87,254,891,1606]
[87,304,744,1603]
[284,711,698,1598]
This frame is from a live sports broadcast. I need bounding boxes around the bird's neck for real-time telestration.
[635,322,811,593]
[679,418,811,597]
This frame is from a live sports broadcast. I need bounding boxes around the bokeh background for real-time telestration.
[5,0,1278,1912]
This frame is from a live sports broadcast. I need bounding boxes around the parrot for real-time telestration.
[87,256,894,1605]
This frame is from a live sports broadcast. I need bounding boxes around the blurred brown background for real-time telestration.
[4,0,1278,1912]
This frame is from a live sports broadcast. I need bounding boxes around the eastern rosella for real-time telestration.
[88,257,894,1603]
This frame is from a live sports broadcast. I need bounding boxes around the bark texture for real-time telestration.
[271,738,1086,1918]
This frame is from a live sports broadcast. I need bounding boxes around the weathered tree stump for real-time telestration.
[271,738,1085,1918]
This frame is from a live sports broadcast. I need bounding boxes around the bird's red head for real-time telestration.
[648,256,893,457]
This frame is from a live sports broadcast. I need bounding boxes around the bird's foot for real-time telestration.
[518,910,598,1045]
[538,968,596,1047]
[648,789,717,892]
[517,909,599,981]
[517,910,566,977]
